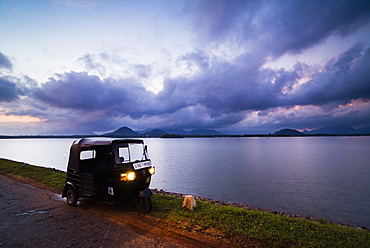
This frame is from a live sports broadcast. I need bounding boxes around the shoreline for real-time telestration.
[2,158,370,247]
[2,158,369,231]
[152,189,369,231]
[1,134,369,139]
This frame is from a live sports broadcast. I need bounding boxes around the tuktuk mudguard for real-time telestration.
[139,188,153,198]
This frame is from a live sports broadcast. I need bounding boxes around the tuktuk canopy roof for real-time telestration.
[73,137,143,147]
[67,138,144,171]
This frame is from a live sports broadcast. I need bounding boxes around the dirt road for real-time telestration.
[0,174,230,248]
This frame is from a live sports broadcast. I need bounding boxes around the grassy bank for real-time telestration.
[0,158,66,190]
[1,158,369,247]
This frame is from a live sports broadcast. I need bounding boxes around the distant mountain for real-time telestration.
[308,125,357,135]
[103,125,370,138]
[297,125,370,135]
[273,129,304,136]
[136,129,152,134]
[302,129,310,134]
[103,126,140,137]
[143,129,167,137]
[137,128,188,135]
[187,129,223,135]
[162,129,189,135]
[102,126,225,137]
[354,126,370,135]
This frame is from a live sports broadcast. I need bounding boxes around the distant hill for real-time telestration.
[103,126,140,137]
[141,128,223,135]
[302,129,310,134]
[308,125,358,135]
[162,129,189,135]
[273,129,304,136]
[138,128,189,135]
[102,125,370,138]
[187,129,223,135]
[356,126,370,134]
[143,129,167,137]
[102,126,224,137]
[286,125,370,135]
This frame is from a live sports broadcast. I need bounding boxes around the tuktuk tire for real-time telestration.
[140,196,152,212]
[66,188,78,206]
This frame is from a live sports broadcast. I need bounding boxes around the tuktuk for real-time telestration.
[62,138,155,211]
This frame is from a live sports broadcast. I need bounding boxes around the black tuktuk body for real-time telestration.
[62,138,155,210]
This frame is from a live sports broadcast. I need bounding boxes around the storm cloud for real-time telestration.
[292,43,370,106]
[0,52,12,70]
[0,79,20,102]
[34,72,157,119]
[191,0,370,56]
[30,42,370,133]
[1,0,370,134]
[160,43,370,111]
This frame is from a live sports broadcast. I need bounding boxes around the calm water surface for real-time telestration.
[0,137,369,228]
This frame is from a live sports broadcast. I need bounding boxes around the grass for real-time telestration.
[149,194,370,247]
[1,158,369,247]
[0,158,66,190]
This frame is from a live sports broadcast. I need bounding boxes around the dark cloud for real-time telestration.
[333,43,365,73]
[0,52,13,70]
[34,71,157,119]
[0,79,20,102]
[177,50,211,70]
[30,41,370,134]
[191,0,370,56]
[152,43,370,130]
[292,43,370,106]
[5,1,370,134]
[17,40,370,134]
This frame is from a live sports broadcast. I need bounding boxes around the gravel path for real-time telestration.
[0,174,227,248]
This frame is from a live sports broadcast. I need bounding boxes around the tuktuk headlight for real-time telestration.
[120,171,136,181]
[148,167,156,175]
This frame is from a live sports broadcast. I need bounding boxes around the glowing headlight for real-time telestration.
[148,167,156,175]
[127,171,136,180]
[120,171,136,181]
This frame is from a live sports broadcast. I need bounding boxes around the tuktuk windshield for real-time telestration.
[116,143,149,164]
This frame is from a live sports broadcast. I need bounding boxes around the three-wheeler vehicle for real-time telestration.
[62,138,155,211]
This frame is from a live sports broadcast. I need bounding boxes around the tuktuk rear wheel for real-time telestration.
[140,196,152,212]
[66,189,78,206]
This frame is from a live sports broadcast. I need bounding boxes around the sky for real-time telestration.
[1,0,370,135]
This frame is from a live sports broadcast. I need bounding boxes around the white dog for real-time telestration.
[182,195,197,210]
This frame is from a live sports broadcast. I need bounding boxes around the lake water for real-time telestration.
[0,137,369,228]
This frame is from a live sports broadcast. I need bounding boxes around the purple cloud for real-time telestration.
[0,79,19,102]
[153,44,370,130]
[4,1,370,134]
[292,43,370,106]
[28,41,370,133]
[191,0,370,57]
[33,72,157,119]
[0,52,12,70]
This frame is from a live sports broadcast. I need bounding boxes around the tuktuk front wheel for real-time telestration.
[66,189,78,206]
[140,196,152,212]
